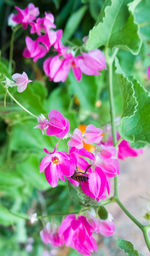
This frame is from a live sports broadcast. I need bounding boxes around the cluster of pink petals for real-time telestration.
[35,110,70,137]
[80,144,119,201]
[40,222,63,247]
[37,109,119,200]
[59,214,97,255]
[12,3,39,29]
[66,123,119,201]
[44,48,106,82]
[87,209,115,237]
[11,3,106,82]
[12,72,32,92]
[68,124,103,149]
[41,213,115,255]
[106,131,143,160]
[34,114,49,135]
[30,12,56,35]
[40,145,75,187]
[46,110,70,138]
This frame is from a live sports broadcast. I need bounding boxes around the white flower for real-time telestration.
[8,13,17,27]
[29,213,38,224]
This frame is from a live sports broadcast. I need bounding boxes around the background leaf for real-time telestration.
[85,0,141,54]
[117,238,144,256]
[63,5,87,40]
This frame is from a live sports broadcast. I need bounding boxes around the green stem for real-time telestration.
[115,198,143,230]
[107,48,118,198]
[6,89,38,119]
[143,227,150,251]
[39,210,81,218]
[9,29,15,73]
[8,209,29,220]
[116,198,150,251]
[8,25,21,73]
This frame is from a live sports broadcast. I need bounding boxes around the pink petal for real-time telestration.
[44,164,59,187]
[99,220,115,237]
[89,171,101,198]
[39,155,51,173]
[147,66,150,80]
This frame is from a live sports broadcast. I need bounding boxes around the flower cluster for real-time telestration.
[37,109,119,201]
[40,210,115,256]
[9,3,106,82]
[37,109,143,201]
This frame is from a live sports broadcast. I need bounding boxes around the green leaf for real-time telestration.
[45,85,70,112]
[10,119,57,152]
[115,58,150,147]
[0,171,24,188]
[89,0,103,20]
[63,6,87,40]
[16,154,49,190]
[117,238,144,256]
[134,0,150,40]
[85,0,141,54]
[98,206,108,220]
[0,205,20,226]
[68,71,102,113]
[11,80,47,115]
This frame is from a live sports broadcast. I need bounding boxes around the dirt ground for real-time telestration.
[99,147,150,255]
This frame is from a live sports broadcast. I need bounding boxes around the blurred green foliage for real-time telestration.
[0,0,150,255]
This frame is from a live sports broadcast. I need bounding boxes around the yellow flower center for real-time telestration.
[52,157,60,165]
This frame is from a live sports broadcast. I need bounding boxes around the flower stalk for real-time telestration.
[107,48,118,198]
[6,88,37,118]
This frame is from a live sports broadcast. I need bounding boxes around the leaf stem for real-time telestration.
[107,48,118,198]
[8,209,29,220]
[9,29,15,73]
[6,89,38,119]
[8,25,21,73]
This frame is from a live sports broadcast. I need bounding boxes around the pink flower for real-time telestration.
[106,132,143,160]
[12,72,32,92]
[43,52,82,82]
[30,12,56,35]
[67,128,83,149]
[79,144,119,201]
[37,30,57,50]
[80,166,107,201]
[78,49,106,76]
[46,110,70,138]
[118,139,143,160]
[69,147,95,168]
[53,30,64,53]
[87,209,115,237]
[59,214,97,255]
[13,3,39,29]
[34,114,49,134]
[43,55,70,83]
[40,222,64,247]
[95,145,120,177]
[147,66,150,80]
[84,124,104,144]
[39,145,75,187]
[23,36,47,62]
